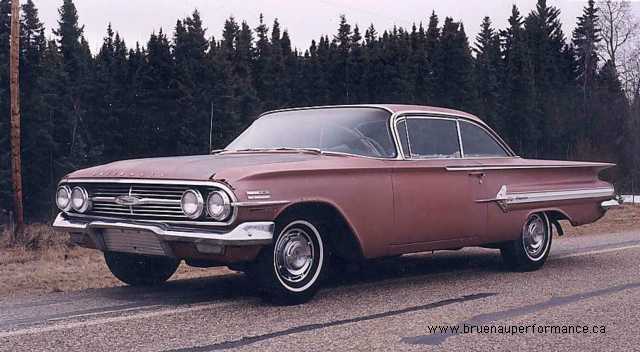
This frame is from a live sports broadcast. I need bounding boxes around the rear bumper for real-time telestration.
[52,213,273,258]
[600,199,622,210]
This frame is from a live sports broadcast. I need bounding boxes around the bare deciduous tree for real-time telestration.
[597,0,639,68]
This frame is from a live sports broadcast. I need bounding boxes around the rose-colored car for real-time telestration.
[53,105,619,303]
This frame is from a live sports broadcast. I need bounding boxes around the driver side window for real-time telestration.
[397,118,461,159]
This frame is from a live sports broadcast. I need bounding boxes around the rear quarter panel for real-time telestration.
[477,161,612,243]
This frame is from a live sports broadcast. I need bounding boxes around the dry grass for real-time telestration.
[561,204,640,236]
[0,226,230,298]
[0,205,638,297]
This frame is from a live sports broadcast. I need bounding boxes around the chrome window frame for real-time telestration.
[58,178,239,226]
[391,112,516,160]
[393,115,462,159]
[457,119,512,159]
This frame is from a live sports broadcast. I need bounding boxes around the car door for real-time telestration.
[390,115,486,252]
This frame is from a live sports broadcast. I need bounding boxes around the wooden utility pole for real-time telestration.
[9,0,24,237]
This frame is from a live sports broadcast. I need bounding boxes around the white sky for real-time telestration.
[32,0,640,53]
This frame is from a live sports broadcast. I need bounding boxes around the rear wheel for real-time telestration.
[250,217,328,305]
[501,212,552,272]
[104,252,180,286]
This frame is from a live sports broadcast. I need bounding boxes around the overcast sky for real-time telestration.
[32,0,640,53]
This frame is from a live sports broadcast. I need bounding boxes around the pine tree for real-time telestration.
[350,24,369,103]
[236,21,260,125]
[173,10,210,154]
[524,0,577,158]
[593,60,628,168]
[138,29,177,156]
[19,0,57,218]
[331,15,352,103]
[0,0,12,212]
[572,0,600,141]
[474,16,503,131]
[52,0,92,176]
[409,22,429,104]
[253,14,272,109]
[433,18,477,111]
[500,5,537,153]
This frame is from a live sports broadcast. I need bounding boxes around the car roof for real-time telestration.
[261,104,487,127]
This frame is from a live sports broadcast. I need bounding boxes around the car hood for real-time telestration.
[65,152,318,181]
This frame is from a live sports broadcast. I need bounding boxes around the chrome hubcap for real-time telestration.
[275,228,314,283]
[523,214,547,259]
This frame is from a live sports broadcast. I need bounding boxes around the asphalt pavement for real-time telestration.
[1,230,639,351]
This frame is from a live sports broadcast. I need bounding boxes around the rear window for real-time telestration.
[459,121,507,157]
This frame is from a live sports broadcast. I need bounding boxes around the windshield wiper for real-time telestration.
[272,147,322,154]
[223,147,323,155]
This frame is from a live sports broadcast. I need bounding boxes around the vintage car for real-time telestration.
[52,105,620,303]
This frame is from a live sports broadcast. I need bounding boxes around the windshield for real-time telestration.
[226,107,397,158]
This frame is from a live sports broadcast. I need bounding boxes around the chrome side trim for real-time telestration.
[232,200,290,207]
[247,190,271,200]
[478,185,615,212]
[446,164,614,171]
[52,213,274,247]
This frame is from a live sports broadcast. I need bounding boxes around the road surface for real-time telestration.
[1,230,639,351]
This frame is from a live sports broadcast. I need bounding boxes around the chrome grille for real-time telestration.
[84,183,199,220]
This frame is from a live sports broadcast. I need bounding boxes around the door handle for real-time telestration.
[468,172,485,184]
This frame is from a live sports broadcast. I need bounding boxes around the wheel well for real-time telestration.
[275,202,364,261]
[542,210,569,236]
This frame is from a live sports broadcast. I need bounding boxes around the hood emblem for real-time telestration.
[115,195,142,206]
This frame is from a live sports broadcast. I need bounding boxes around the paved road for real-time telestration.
[1,231,639,351]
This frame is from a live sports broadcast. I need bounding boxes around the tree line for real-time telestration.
[0,0,638,221]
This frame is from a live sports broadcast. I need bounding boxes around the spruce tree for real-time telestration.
[474,17,502,131]
[173,10,210,154]
[524,0,576,158]
[433,18,477,111]
[20,0,56,218]
[0,0,12,212]
[500,5,537,153]
[572,0,600,142]
[52,0,92,176]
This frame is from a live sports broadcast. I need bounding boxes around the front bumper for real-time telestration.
[52,213,274,258]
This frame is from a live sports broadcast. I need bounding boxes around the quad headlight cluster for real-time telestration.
[56,185,91,213]
[181,189,232,221]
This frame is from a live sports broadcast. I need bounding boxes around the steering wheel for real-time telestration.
[361,136,386,157]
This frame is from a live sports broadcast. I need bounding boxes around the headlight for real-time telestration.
[56,186,72,211]
[71,186,90,213]
[181,189,204,219]
[207,191,231,221]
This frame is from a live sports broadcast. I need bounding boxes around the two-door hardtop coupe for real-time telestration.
[53,105,620,303]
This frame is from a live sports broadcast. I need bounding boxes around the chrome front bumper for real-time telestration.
[52,213,274,256]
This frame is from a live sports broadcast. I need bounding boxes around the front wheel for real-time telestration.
[250,217,328,305]
[104,252,180,286]
[501,212,552,272]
